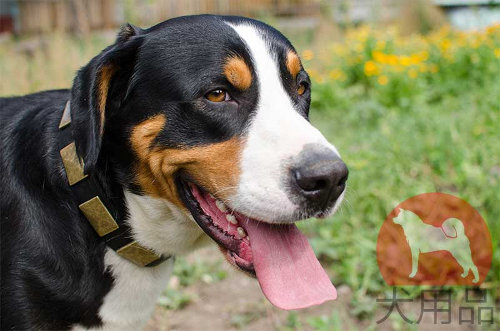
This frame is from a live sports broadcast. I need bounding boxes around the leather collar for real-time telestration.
[58,101,170,267]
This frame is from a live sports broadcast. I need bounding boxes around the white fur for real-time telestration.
[123,192,211,256]
[73,193,210,331]
[73,250,174,331]
[225,22,342,222]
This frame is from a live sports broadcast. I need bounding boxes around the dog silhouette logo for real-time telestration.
[377,193,492,286]
[393,208,479,283]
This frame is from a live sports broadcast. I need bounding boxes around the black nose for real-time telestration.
[292,148,348,205]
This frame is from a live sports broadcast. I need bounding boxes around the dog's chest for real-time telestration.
[73,249,174,331]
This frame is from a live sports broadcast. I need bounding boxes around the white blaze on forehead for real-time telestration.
[225,22,340,221]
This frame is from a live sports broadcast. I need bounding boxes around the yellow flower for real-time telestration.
[486,24,500,35]
[372,51,386,63]
[418,50,429,61]
[408,69,418,79]
[495,49,500,58]
[400,56,412,66]
[440,39,451,51]
[329,69,346,81]
[387,55,399,65]
[364,61,380,76]
[302,49,314,61]
[377,75,389,85]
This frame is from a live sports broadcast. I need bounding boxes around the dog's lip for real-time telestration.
[175,173,255,274]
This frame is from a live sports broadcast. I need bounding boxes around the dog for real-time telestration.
[393,208,479,282]
[0,15,348,330]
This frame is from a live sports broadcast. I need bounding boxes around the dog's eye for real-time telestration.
[205,89,230,102]
[297,82,308,96]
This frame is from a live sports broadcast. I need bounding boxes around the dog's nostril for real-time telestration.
[314,179,327,191]
[338,171,348,187]
[294,170,329,192]
[292,154,348,204]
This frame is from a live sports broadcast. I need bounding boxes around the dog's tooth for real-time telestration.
[215,200,228,213]
[237,227,247,238]
[226,214,238,225]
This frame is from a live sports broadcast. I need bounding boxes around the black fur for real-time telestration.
[0,15,309,330]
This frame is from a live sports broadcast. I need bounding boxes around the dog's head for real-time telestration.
[70,15,348,309]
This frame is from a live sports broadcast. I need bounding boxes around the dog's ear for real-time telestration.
[70,23,144,172]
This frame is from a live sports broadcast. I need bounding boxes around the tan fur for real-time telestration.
[224,56,252,90]
[286,51,301,78]
[97,64,117,134]
[130,115,242,208]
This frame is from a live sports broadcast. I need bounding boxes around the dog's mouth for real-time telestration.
[176,175,255,275]
[176,174,337,310]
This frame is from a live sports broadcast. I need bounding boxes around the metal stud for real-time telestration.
[59,101,71,129]
[79,196,119,236]
[116,241,162,267]
[60,142,87,185]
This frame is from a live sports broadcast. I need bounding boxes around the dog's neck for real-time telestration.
[58,101,178,267]
[123,191,212,256]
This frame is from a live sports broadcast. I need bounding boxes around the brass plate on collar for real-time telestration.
[59,101,72,129]
[79,196,119,236]
[117,241,161,267]
[60,142,88,185]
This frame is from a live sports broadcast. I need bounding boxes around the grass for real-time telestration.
[300,23,500,289]
[1,22,499,330]
[294,23,500,329]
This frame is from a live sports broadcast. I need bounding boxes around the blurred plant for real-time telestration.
[313,23,500,109]
[157,288,191,310]
[303,23,500,312]
[173,256,227,287]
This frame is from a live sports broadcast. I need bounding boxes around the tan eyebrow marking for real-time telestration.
[223,56,252,90]
[286,51,301,79]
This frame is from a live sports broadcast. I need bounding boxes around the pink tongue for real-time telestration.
[244,220,337,310]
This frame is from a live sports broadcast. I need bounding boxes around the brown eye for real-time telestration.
[206,89,229,102]
[297,82,307,96]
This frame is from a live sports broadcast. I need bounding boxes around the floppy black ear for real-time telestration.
[70,23,143,172]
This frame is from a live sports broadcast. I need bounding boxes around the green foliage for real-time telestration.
[299,25,500,308]
[230,310,264,329]
[307,311,344,331]
[157,256,227,310]
[157,288,191,310]
[173,256,227,287]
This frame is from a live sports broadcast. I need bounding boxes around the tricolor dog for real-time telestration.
[0,15,348,330]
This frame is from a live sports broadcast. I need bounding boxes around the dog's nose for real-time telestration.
[292,147,348,205]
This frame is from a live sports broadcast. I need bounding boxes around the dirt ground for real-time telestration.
[145,247,488,331]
